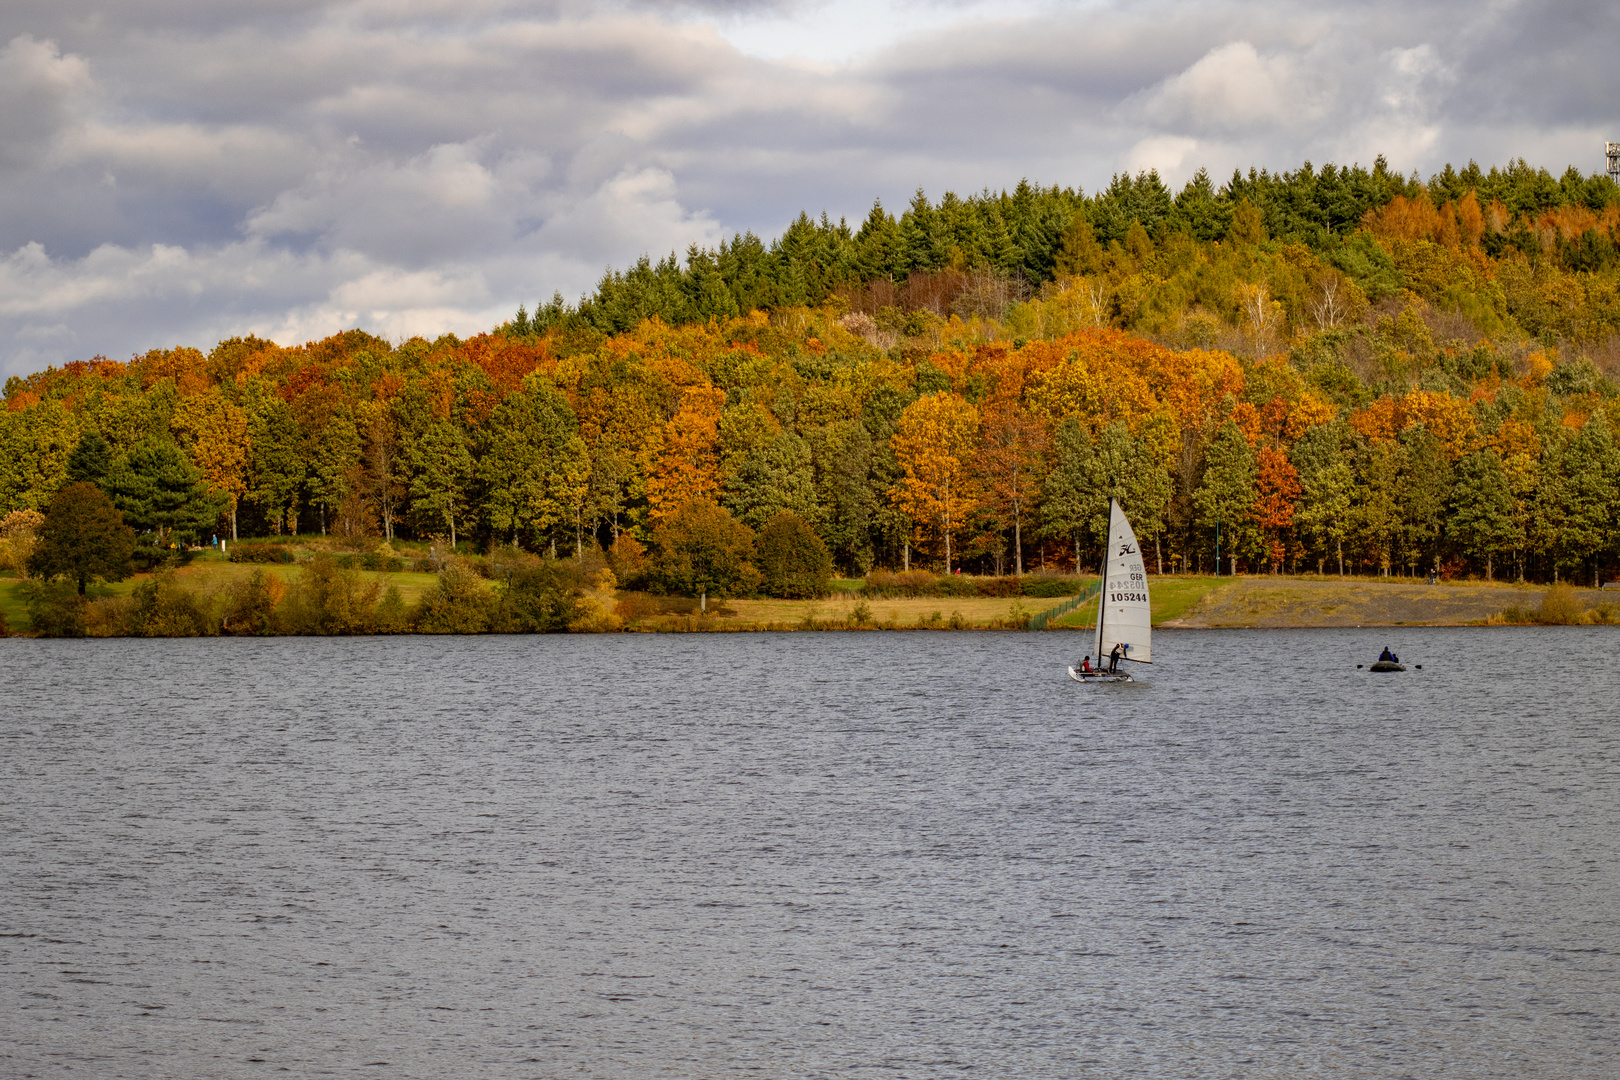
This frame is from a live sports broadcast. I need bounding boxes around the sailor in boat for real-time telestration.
[1379,645,1399,664]
[1078,655,1094,674]
[1108,642,1124,673]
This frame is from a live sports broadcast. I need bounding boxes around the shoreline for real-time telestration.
[3,570,1615,637]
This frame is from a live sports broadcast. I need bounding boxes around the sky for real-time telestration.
[0,0,1615,379]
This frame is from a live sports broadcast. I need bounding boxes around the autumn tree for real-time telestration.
[1253,442,1302,572]
[1449,450,1515,581]
[649,499,758,610]
[0,508,46,577]
[408,420,475,548]
[1041,419,1092,571]
[479,378,590,554]
[247,394,307,534]
[363,404,405,543]
[306,408,362,538]
[890,392,981,573]
[723,432,820,532]
[977,401,1047,575]
[1194,422,1257,573]
[27,482,137,594]
[171,389,249,540]
[1291,424,1355,575]
[646,387,726,520]
[754,511,833,598]
[0,402,80,514]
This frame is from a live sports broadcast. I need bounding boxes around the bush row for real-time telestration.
[21,554,620,637]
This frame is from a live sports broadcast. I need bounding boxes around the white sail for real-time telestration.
[1092,499,1152,664]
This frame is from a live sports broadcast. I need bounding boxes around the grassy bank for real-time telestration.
[6,557,1617,636]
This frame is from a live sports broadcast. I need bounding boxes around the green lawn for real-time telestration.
[1048,574,1233,628]
[0,577,27,633]
[1148,576,1233,624]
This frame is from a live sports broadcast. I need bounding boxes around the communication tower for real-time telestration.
[1610,141,1620,183]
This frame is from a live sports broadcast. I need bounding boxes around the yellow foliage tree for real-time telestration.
[171,389,250,539]
[890,392,981,572]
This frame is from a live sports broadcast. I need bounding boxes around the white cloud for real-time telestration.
[1142,41,1313,135]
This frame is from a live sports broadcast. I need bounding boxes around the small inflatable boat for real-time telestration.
[1368,660,1406,672]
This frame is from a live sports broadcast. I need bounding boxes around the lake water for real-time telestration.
[2,628,1617,1079]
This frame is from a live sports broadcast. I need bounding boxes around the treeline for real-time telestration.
[521,158,1620,336]
[4,156,1620,593]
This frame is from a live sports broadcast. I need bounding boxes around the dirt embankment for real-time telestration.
[1162,576,1613,628]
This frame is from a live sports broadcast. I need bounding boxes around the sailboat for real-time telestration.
[1068,498,1152,683]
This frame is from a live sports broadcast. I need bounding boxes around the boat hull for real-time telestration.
[1068,666,1134,683]
[1369,660,1406,672]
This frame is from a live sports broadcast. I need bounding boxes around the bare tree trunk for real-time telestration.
[1014,515,1022,576]
[903,541,909,571]
[231,503,238,542]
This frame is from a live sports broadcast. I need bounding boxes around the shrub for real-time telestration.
[613,591,661,623]
[755,512,833,598]
[0,508,45,577]
[374,587,410,633]
[609,533,650,589]
[974,576,1022,597]
[415,561,495,633]
[1021,576,1090,598]
[222,569,282,635]
[568,596,623,633]
[230,544,294,565]
[492,562,581,633]
[25,581,88,637]
[280,554,380,634]
[128,571,213,636]
[1535,584,1585,625]
[863,569,937,597]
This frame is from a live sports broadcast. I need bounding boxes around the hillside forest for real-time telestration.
[5,156,1620,594]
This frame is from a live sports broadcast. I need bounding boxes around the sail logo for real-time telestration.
[1118,542,1137,556]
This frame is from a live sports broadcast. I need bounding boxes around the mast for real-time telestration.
[1093,497,1112,661]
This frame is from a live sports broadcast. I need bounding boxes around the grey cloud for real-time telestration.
[0,0,1616,378]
